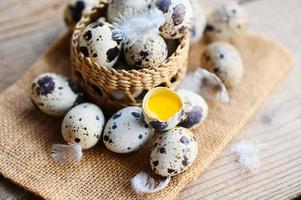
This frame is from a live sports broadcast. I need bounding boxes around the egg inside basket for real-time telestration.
[70,0,190,111]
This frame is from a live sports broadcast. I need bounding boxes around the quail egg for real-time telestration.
[64,0,98,29]
[30,73,83,117]
[201,41,244,88]
[62,103,105,150]
[154,0,193,39]
[205,2,249,42]
[107,0,153,23]
[78,21,121,68]
[189,0,206,44]
[176,89,208,129]
[103,106,154,153]
[124,33,168,68]
[150,127,198,177]
[142,87,184,131]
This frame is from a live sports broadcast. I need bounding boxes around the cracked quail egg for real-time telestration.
[30,73,83,117]
[176,89,208,129]
[107,0,153,23]
[201,41,244,88]
[142,87,184,131]
[62,103,105,150]
[103,106,154,153]
[205,2,249,42]
[64,0,98,29]
[150,127,198,177]
[124,33,168,68]
[78,21,122,68]
[154,0,193,39]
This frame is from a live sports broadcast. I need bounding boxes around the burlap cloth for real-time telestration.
[0,32,293,200]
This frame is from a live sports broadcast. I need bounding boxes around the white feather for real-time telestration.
[179,68,229,103]
[131,172,171,194]
[233,141,266,172]
[51,143,83,163]
[112,8,165,46]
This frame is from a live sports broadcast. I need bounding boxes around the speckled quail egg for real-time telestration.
[64,0,98,29]
[78,21,121,68]
[205,2,249,42]
[103,106,154,153]
[124,33,168,68]
[30,73,83,117]
[142,87,184,131]
[154,0,193,39]
[107,0,153,23]
[189,0,206,44]
[150,127,198,177]
[201,41,244,88]
[62,103,105,150]
[176,89,208,129]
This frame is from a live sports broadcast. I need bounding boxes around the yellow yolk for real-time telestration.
[146,89,182,121]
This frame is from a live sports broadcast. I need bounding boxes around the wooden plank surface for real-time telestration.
[0,0,300,199]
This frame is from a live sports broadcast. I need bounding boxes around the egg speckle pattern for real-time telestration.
[107,0,153,23]
[79,21,121,68]
[201,41,244,88]
[150,127,198,177]
[62,103,105,150]
[205,2,249,42]
[103,106,154,153]
[176,89,208,129]
[124,33,168,68]
[154,0,193,39]
[30,73,83,117]
[64,0,97,29]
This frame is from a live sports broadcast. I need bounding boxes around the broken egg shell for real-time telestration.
[201,41,244,88]
[150,127,198,177]
[176,89,208,129]
[124,33,168,69]
[107,0,153,23]
[154,0,193,39]
[62,103,105,150]
[64,0,97,29]
[30,73,83,117]
[78,21,122,68]
[142,87,184,131]
[103,106,154,153]
[205,2,249,42]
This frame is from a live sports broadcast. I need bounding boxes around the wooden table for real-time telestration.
[1,0,301,199]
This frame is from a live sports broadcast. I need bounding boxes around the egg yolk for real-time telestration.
[147,89,182,121]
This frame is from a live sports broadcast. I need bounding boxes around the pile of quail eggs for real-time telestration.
[29,0,252,189]
[30,72,208,178]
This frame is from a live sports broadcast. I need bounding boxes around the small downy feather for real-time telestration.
[131,172,171,194]
[233,141,265,172]
[179,68,229,103]
[112,8,165,46]
[51,143,83,163]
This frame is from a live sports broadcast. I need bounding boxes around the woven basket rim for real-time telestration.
[71,0,190,75]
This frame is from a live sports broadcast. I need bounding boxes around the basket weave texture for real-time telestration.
[71,0,190,109]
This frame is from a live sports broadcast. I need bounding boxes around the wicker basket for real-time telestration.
[71,0,190,110]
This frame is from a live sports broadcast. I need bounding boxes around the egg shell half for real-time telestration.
[150,127,198,177]
[142,87,184,131]
[62,103,105,150]
[103,106,154,153]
